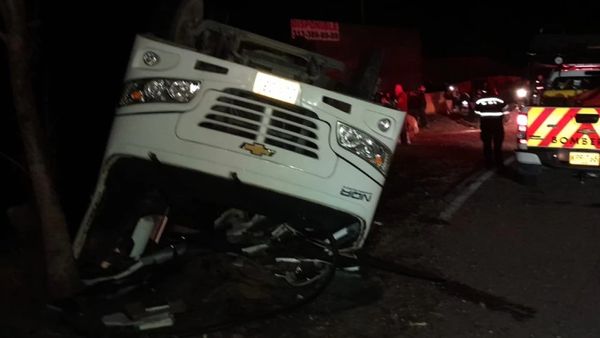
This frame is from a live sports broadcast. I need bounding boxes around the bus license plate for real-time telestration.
[569,152,600,166]
[253,72,300,104]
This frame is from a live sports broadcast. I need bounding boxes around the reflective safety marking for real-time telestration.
[475,97,504,105]
[526,107,553,139]
[527,107,600,149]
[561,123,600,149]
[528,107,570,147]
[538,108,580,147]
[474,110,508,117]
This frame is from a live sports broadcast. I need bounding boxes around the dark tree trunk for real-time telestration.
[1,0,79,299]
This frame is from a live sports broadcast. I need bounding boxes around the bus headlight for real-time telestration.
[120,79,201,106]
[336,122,392,175]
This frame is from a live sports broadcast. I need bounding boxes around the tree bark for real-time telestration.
[1,0,80,299]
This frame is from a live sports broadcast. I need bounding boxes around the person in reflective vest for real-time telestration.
[474,96,509,169]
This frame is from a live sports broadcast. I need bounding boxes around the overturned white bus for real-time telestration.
[73,21,404,297]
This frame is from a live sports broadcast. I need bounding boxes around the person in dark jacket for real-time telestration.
[414,85,427,128]
[408,85,427,128]
[393,84,410,144]
[474,94,509,169]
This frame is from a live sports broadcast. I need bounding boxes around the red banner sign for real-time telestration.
[290,19,340,42]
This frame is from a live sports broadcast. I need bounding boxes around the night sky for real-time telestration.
[3,0,600,229]
[207,1,600,63]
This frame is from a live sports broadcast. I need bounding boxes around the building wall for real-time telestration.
[424,56,523,85]
[299,23,423,96]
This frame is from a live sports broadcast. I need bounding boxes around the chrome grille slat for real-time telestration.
[211,104,263,122]
[216,96,265,113]
[272,110,318,129]
[266,129,318,150]
[198,90,322,159]
[268,119,317,139]
[199,122,257,140]
[265,138,318,159]
[205,114,260,131]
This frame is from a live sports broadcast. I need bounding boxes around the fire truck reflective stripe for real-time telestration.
[562,124,600,149]
[553,119,583,148]
[526,107,554,138]
[528,107,600,149]
[538,108,580,147]
[527,107,569,147]
[543,109,600,149]
[562,109,600,149]
[579,108,600,114]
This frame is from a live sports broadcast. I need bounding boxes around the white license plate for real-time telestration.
[252,72,300,104]
[569,152,600,166]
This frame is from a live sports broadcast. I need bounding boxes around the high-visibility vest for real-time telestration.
[474,97,509,118]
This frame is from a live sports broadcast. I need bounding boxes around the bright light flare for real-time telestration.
[516,88,528,98]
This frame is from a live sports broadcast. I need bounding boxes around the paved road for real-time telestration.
[223,114,528,338]
[45,113,591,338]
[415,167,600,337]
[236,113,600,338]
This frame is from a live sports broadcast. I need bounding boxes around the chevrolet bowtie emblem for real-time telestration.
[240,142,275,157]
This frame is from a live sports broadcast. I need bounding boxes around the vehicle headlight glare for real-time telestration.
[516,88,528,98]
[143,80,168,101]
[168,80,199,102]
[336,122,392,174]
[338,124,361,148]
[120,79,201,106]
[361,144,375,159]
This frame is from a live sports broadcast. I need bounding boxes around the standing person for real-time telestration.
[444,86,455,115]
[407,88,419,119]
[393,84,408,111]
[393,84,410,144]
[379,92,393,108]
[474,92,509,169]
[415,84,428,128]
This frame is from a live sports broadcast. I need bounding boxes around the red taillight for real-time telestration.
[561,64,600,71]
